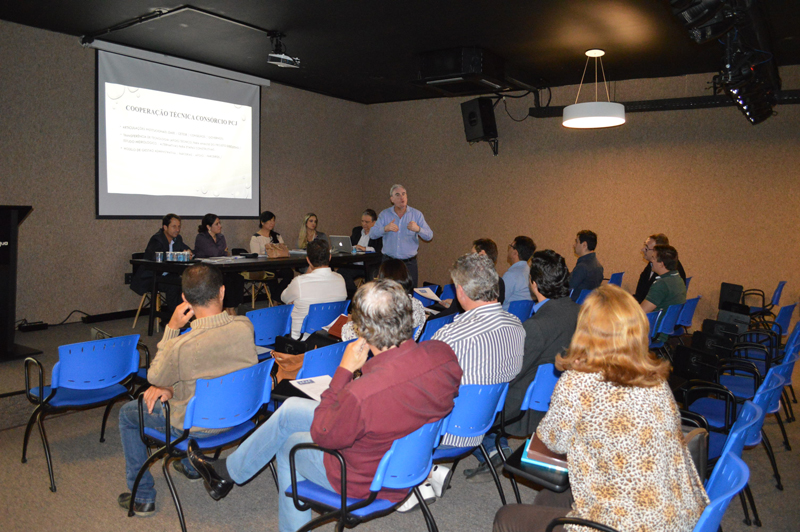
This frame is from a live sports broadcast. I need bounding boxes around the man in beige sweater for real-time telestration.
[118,263,257,517]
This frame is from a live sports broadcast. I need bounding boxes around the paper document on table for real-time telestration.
[424,307,440,315]
[413,287,441,302]
[290,375,333,402]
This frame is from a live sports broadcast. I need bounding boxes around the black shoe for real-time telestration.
[187,440,234,501]
[118,493,155,517]
[463,448,508,483]
[172,460,202,481]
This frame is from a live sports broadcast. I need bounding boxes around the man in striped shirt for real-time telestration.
[434,253,525,485]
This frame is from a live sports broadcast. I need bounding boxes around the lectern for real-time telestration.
[0,205,41,361]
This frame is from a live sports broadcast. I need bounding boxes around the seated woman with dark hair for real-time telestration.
[341,259,426,342]
[249,210,293,299]
[193,213,244,315]
[493,284,708,532]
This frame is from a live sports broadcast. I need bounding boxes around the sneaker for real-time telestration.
[173,460,202,481]
[117,492,155,517]
[428,465,453,498]
[396,482,436,513]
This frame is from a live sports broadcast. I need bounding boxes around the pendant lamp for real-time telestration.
[562,49,625,129]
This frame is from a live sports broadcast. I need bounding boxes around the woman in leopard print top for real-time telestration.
[494,284,708,532]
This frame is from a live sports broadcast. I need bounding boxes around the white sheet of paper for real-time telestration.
[290,375,333,402]
[414,287,441,302]
[256,346,272,356]
[424,307,440,315]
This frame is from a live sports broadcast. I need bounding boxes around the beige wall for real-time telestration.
[2,18,799,326]
[362,71,800,323]
[0,21,367,324]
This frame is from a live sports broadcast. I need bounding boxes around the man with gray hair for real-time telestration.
[425,253,525,491]
[187,280,462,532]
[369,184,433,287]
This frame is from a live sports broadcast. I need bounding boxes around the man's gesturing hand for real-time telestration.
[385,219,399,233]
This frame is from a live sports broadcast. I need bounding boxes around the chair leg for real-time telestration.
[743,483,762,527]
[774,412,792,451]
[21,404,43,463]
[133,293,148,329]
[415,485,440,532]
[738,490,752,526]
[129,447,168,517]
[99,401,117,443]
[789,384,797,403]
[251,284,257,309]
[760,429,782,490]
[782,389,795,421]
[163,457,188,532]
[477,443,506,505]
[268,459,279,492]
[36,411,57,492]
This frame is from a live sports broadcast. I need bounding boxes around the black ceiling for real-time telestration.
[2,1,799,104]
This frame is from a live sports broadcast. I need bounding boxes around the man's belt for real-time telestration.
[387,255,417,262]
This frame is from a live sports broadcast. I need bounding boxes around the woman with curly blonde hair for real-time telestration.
[493,284,708,532]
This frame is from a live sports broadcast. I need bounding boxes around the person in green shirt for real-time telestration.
[641,245,686,339]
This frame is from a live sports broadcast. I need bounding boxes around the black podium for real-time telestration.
[1,205,42,361]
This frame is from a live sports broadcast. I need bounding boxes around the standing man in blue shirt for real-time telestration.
[370,184,433,287]
[501,236,536,311]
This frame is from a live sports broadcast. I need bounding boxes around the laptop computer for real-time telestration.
[329,235,353,254]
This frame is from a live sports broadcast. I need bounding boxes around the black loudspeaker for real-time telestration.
[461,97,497,142]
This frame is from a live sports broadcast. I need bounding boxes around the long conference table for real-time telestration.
[131,252,382,336]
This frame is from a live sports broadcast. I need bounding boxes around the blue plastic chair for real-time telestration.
[247,304,293,355]
[649,303,683,351]
[413,285,441,308]
[607,272,624,286]
[575,289,592,305]
[507,300,534,322]
[646,311,660,339]
[439,283,456,302]
[129,359,274,532]
[764,353,798,450]
[694,453,750,532]
[743,280,786,319]
[675,296,702,336]
[417,313,456,342]
[300,301,350,336]
[296,340,355,380]
[685,276,692,291]
[286,418,446,532]
[431,383,510,504]
[22,335,141,492]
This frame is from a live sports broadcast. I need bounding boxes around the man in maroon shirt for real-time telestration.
[187,279,462,532]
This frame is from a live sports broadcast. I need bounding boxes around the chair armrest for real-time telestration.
[741,289,766,308]
[680,409,710,430]
[23,357,54,405]
[136,395,189,453]
[288,443,347,513]
[546,517,620,532]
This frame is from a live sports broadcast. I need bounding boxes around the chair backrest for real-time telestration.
[296,340,354,379]
[772,303,796,337]
[685,276,692,291]
[184,359,274,430]
[439,284,456,302]
[656,303,683,337]
[782,321,800,357]
[608,272,624,286]
[507,300,534,322]
[443,383,509,439]
[575,289,592,305]
[413,285,440,308]
[646,311,661,338]
[770,281,787,307]
[677,296,702,328]
[247,305,293,347]
[766,353,797,411]
[720,401,762,459]
[300,301,349,336]
[746,371,785,446]
[418,313,456,342]
[370,418,445,492]
[695,453,749,532]
[521,363,562,412]
[52,335,140,390]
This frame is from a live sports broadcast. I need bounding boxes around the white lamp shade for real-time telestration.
[562,102,626,129]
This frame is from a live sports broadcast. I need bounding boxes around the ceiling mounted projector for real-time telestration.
[268,53,300,68]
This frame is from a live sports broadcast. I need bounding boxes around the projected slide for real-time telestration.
[105,84,252,199]
[96,51,261,218]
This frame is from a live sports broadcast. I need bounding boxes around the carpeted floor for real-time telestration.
[1,317,799,531]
